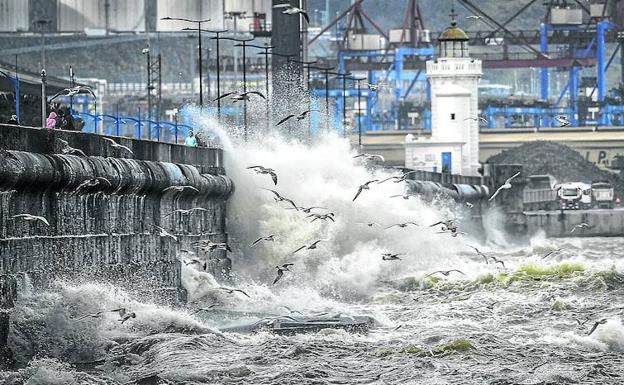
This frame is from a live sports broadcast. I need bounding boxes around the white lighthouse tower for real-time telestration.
[405,8,482,176]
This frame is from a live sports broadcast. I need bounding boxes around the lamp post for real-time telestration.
[141,47,152,139]
[330,71,352,137]
[249,44,274,131]
[349,76,366,148]
[40,69,46,128]
[161,17,211,108]
[222,36,254,141]
[69,66,76,112]
[292,59,317,141]
[308,65,334,133]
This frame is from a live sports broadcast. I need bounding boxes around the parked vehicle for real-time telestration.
[522,175,558,211]
[557,182,592,210]
[591,181,615,209]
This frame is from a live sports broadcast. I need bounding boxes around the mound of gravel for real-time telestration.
[486,141,624,195]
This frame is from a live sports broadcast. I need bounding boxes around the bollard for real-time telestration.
[0,274,17,368]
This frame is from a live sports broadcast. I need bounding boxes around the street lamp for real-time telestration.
[249,43,274,131]
[292,59,318,141]
[349,76,367,148]
[161,17,211,108]
[308,65,334,133]
[40,69,46,128]
[141,47,152,139]
[330,71,352,138]
[222,36,255,141]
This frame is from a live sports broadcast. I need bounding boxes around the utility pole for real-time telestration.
[350,76,366,148]
[142,47,152,139]
[40,69,46,128]
[309,65,334,133]
[331,71,352,137]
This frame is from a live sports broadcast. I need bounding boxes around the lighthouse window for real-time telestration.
[450,113,456,120]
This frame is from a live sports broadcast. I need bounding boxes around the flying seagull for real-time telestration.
[377,171,418,184]
[464,115,488,124]
[489,172,521,201]
[353,153,385,162]
[56,138,86,156]
[263,188,298,210]
[190,305,218,315]
[162,185,200,194]
[214,91,266,102]
[555,115,570,127]
[250,234,276,247]
[276,110,318,126]
[430,220,457,232]
[385,222,419,229]
[570,223,590,233]
[467,245,489,264]
[273,263,294,284]
[74,311,104,321]
[587,318,608,336]
[219,286,251,298]
[247,165,278,185]
[542,248,563,259]
[102,137,133,155]
[307,213,335,223]
[273,3,310,22]
[353,180,379,201]
[389,194,414,200]
[193,240,232,253]
[366,83,384,91]
[288,206,328,214]
[153,225,178,242]
[382,253,403,261]
[110,308,136,324]
[490,256,506,268]
[424,270,466,278]
[11,214,50,226]
[280,305,303,315]
[292,239,323,254]
[164,208,207,218]
[49,86,96,101]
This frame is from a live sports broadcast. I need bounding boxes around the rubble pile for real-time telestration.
[487,141,624,194]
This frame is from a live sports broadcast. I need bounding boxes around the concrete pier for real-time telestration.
[0,125,233,302]
[523,209,624,237]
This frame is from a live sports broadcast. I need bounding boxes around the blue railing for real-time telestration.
[75,112,193,144]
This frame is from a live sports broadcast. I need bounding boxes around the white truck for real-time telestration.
[591,181,615,209]
[557,182,592,210]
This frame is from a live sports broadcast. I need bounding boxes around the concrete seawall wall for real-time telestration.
[0,125,233,302]
[524,210,624,237]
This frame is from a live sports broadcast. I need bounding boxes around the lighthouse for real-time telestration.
[405,8,482,176]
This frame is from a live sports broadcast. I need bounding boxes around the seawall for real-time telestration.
[0,124,233,302]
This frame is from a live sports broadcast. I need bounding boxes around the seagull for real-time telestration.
[353,153,385,162]
[214,91,266,102]
[587,318,608,336]
[353,180,379,201]
[247,165,278,185]
[56,138,86,156]
[273,3,310,22]
[49,85,96,101]
[467,245,489,264]
[162,185,200,194]
[490,256,506,268]
[377,171,418,184]
[424,270,466,278]
[570,223,590,233]
[164,208,207,218]
[489,172,521,201]
[292,240,323,254]
[307,213,335,222]
[389,194,414,200]
[102,137,133,155]
[110,308,136,324]
[273,263,294,284]
[263,189,298,210]
[288,206,328,213]
[429,220,457,232]
[193,240,232,252]
[72,177,112,194]
[382,253,403,261]
[11,214,50,226]
[366,83,384,91]
[276,110,318,126]
[464,115,488,124]
[555,115,570,127]
[542,248,563,259]
[219,286,250,298]
[153,225,178,242]
[250,234,276,247]
[190,305,218,315]
[74,311,104,321]
[385,222,419,229]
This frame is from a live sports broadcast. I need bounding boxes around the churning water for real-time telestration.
[2,103,624,385]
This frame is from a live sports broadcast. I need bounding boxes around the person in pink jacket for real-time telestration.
[45,111,57,129]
